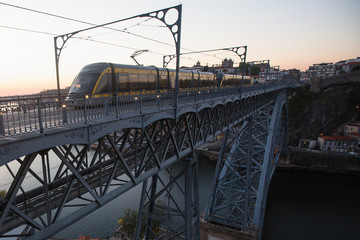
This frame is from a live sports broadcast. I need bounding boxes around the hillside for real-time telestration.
[287,83,360,145]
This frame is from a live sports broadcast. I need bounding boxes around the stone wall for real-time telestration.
[288,147,360,174]
[310,71,360,92]
[200,220,258,240]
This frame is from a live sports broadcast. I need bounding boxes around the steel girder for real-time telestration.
[204,91,288,238]
[134,153,199,240]
[0,91,279,239]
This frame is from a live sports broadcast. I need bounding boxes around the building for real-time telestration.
[307,63,336,79]
[317,134,357,152]
[298,139,317,149]
[334,60,347,74]
[300,71,310,83]
[288,69,301,81]
[343,58,360,73]
[344,122,360,134]
[222,58,234,68]
[258,67,282,82]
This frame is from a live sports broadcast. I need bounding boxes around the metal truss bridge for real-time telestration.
[0,83,294,239]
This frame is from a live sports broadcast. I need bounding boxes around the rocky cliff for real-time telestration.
[288,83,360,145]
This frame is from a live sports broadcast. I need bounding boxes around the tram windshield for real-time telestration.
[69,73,100,94]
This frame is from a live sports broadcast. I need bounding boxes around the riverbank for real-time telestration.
[283,147,360,176]
[196,144,360,176]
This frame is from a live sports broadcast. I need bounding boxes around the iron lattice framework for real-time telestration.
[205,91,288,238]
[135,153,200,240]
[0,91,281,239]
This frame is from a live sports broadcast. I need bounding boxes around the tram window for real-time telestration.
[117,73,129,92]
[139,74,148,89]
[210,77,216,86]
[159,73,168,89]
[129,74,139,91]
[148,74,156,89]
[70,73,100,94]
[179,73,186,88]
[94,73,112,94]
[200,75,207,87]
[169,72,176,89]
[193,74,199,87]
[185,73,192,88]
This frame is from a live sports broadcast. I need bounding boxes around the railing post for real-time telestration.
[83,97,88,124]
[115,95,119,117]
[140,92,143,113]
[62,105,68,124]
[0,113,5,135]
[37,97,44,133]
[157,93,160,109]
[104,98,109,116]
[135,96,138,112]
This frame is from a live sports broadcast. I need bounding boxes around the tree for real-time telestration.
[202,65,209,72]
[118,209,138,237]
[0,190,6,198]
[118,201,165,239]
[239,62,249,75]
[351,65,360,72]
[250,65,261,76]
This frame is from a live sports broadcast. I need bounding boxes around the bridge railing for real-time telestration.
[0,95,64,135]
[0,82,294,137]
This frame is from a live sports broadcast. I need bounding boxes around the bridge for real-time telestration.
[0,82,294,239]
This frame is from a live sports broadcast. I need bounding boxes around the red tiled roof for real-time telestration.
[346,61,360,65]
[319,134,357,141]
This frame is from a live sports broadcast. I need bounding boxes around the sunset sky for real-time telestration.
[0,0,359,96]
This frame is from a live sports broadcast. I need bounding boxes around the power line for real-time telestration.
[0,25,57,36]
[0,1,176,48]
[0,1,232,63]
[0,22,232,66]
[0,23,168,57]
[0,2,97,27]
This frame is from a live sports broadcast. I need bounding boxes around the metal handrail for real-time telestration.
[0,82,295,137]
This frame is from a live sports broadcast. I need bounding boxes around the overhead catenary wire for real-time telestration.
[0,23,175,60]
[0,2,178,49]
[0,23,235,68]
[0,24,57,36]
[0,1,232,61]
[0,2,176,48]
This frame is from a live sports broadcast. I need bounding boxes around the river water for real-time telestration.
[262,168,360,240]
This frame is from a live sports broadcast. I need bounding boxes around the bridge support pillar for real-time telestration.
[204,92,288,239]
[185,153,200,239]
[134,153,200,240]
